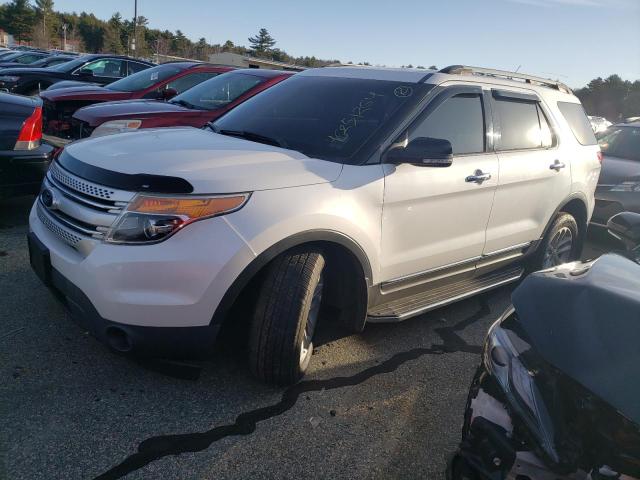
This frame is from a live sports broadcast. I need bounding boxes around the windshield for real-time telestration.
[213,75,430,163]
[106,64,184,92]
[49,56,90,72]
[599,126,640,161]
[0,52,21,61]
[169,71,264,111]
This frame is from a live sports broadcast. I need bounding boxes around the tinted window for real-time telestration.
[409,93,484,154]
[495,98,544,150]
[171,72,264,111]
[15,53,45,64]
[166,72,219,94]
[106,64,184,92]
[213,75,430,163]
[557,101,597,145]
[599,127,640,161]
[127,61,149,74]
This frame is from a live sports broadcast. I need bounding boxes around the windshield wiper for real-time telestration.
[170,99,197,109]
[215,128,285,149]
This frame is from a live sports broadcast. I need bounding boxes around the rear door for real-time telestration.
[483,89,571,253]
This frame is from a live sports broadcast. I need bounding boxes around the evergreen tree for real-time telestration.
[1,0,36,42]
[248,28,275,56]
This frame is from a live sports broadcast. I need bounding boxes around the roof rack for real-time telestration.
[439,65,572,94]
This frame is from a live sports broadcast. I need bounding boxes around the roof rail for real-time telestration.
[439,65,572,94]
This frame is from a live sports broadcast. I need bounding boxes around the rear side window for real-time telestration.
[166,72,219,94]
[409,93,485,154]
[599,127,640,161]
[557,101,597,145]
[494,98,545,150]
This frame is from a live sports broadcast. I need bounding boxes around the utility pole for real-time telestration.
[131,0,137,57]
[62,23,68,51]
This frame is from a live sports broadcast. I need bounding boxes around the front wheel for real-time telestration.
[249,248,325,385]
[531,213,580,271]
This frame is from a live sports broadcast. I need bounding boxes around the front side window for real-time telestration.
[213,75,431,163]
[494,97,547,150]
[106,64,184,92]
[408,93,485,155]
[170,72,264,111]
[77,59,125,78]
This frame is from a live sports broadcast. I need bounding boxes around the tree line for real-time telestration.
[575,75,640,122]
[0,0,339,67]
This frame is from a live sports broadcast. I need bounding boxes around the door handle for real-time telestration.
[549,160,566,171]
[465,169,492,184]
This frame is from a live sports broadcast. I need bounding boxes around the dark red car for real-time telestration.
[69,69,294,140]
[41,62,233,146]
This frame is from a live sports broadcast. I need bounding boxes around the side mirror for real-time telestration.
[160,88,178,100]
[386,137,453,167]
[607,212,640,250]
[78,68,94,77]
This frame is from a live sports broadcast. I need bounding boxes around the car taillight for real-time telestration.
[14,106,42,151]
[597,151,603,164]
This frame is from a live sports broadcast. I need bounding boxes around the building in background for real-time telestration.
[208,52,305,71]
[0,29,15,47]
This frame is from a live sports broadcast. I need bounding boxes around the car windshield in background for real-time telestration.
[213,75,429,163]
[49,56,89,72]
[106,64,184,92]
[0,52,21,61]
[169,72,263,111]
[599,126,640,161]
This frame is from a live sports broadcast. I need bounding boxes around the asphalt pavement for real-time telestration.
[0,195,616,480]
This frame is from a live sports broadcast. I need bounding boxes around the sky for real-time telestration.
[47,0,640,88]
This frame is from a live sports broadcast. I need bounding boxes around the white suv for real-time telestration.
[28,65,601,384]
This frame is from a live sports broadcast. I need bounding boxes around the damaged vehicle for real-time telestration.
[449,211,640,479]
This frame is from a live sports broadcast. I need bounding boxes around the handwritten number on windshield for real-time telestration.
[329,91,385,144]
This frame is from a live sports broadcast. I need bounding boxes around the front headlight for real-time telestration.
[610,181,640,192]
[0,75,20,83]
[91,119,142,138]
[485,314,559,463]
[105,193,250,244]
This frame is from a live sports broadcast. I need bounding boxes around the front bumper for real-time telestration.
[0,143,55,198]
[28,201,257,355]
[450,368,568,480]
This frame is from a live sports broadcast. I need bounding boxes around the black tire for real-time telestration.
[249,248,325,385]
[530,212,580,271]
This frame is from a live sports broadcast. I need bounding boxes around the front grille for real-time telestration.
[37,161,136,250]
[71,118,95,139]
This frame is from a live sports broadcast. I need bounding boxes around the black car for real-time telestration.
[7,54,75,69]
[0,54,155,96]
[0,92,55,199]
[0,50,51,69]
[591,122,640,226]
[449,212,640,480]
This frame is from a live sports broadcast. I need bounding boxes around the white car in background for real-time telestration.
[589,115,612,133]
[29,65,601,385]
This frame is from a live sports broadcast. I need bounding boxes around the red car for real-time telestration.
[41,62,233,146]
[69,69,294,140]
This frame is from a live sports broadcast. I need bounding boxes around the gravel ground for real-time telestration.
[0,195,618,480]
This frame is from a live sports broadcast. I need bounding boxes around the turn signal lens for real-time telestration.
[105,194,250,244]
[128,195,248,219]
[597,151,603,164]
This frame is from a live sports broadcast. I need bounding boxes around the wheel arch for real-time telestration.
[541,193,589,252]
[210,230,373,329]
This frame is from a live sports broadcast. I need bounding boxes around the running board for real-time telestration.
[367,266,524,322]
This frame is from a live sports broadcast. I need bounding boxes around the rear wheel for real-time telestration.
[531,213,580,270]
[249,248,325,385]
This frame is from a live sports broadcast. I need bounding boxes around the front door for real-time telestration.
[380,86,498,282]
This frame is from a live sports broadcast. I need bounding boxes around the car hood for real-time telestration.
[63,127,342,193]
[511,254,640,425]
[74,100,198,125]
[41,85,131,102]
[0,67,62,76]
[599,154,640,187]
